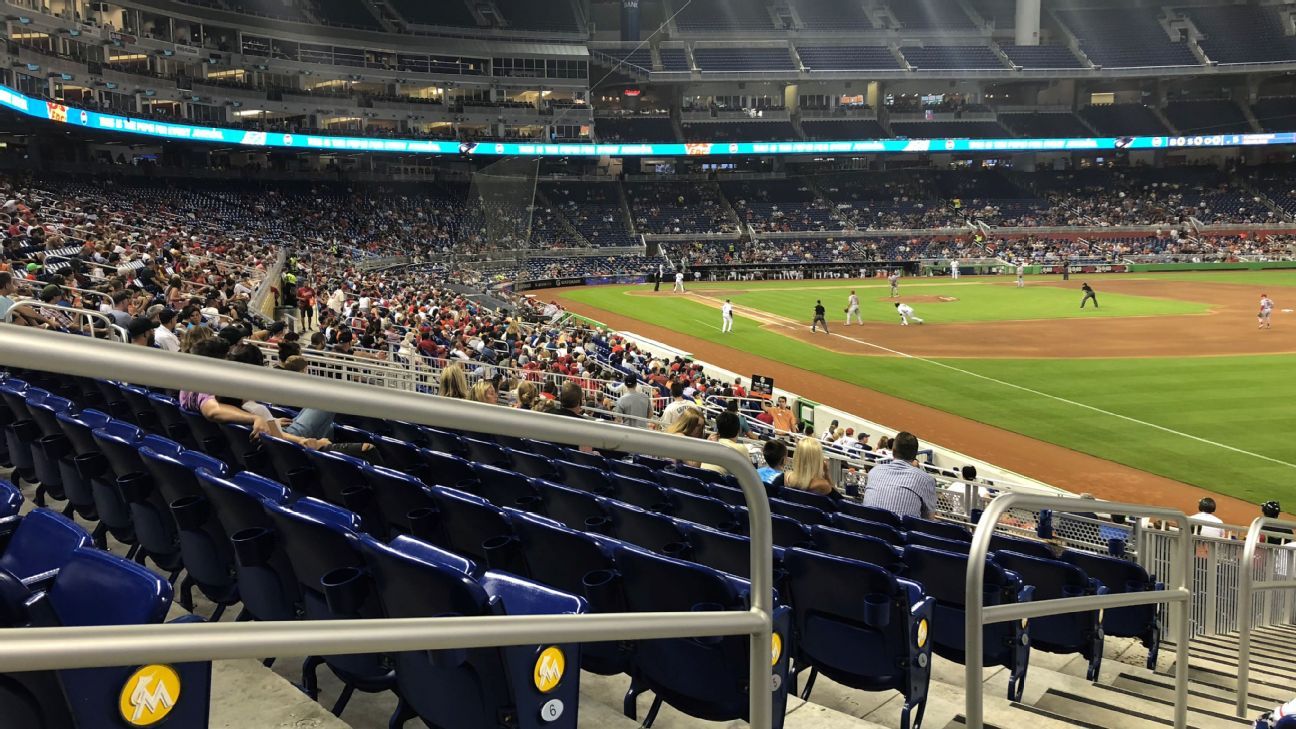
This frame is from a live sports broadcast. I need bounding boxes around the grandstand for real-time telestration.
[6,1,1296,728]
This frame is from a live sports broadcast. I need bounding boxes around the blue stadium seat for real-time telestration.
[530,478,610,532]
[769,514,813,549]
[304,448,384,531]
[361,464,437,539]
[91,421,179,568]
[424,427,466,456]
[778,487,839,512]
[523,438,566,460]
[1064,551,1162,668]
[423,449,475,486]
[23,389,75,509]
[906,531,972,553]
[0,480,21,518]
[555,459,612,495]
[462,437,511,467]
[678,522,787,591]
[115,383,159,430]
[147,392,197,447]
[562,449,609,470]
[214,422,270,476]
[994,551,1106,680]
[672,490,742,532]
[356,534,586,729]
[606,474,670,511]
[613,543,791,728]
[770,497,829,525]
[829,513,906,545]
[368,435,435,483]
[810,525,904,572]
[0,547,212,729]
[262,497,395,716]
[469,462,543,511]
[505,447,558,479]
[0,378,38,486]
[0,508,90,586]
[784,548,933,729]
[659,470,712,496]
[838,502,904,528]
[259,434,320,498]
[903,545,1032,701]
[607,458,660,484]
[138,444,239,619]
[605,501,687,555]
[903,515,971,542]
[195,470,302,622]
[52,408,112,527]
[426,486,519,570]
[177,402,229,461]
[508,510,630,674]
[989,534,1057,560]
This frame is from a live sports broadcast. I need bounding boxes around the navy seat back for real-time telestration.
[658,470,711,496]
[423,450,474,487]
[0,509,90,584]
[462,437,510,467]
[194,470,301,622]
[838,502,904,528]
[52,409,111,521]
[607,459,660,484]
[555,460,611,495]
[809,525,904,572]
[303,449,384,533]
[362,465,437,539]
[561,449,608,470]
[902,515,971,542]
[468,463,541,511]
[994,551,1105,679]
[777,488,838,512]
[829,513,906,545]
[902,545,1032,701]
[769,514,813,549]
[424,427,466,456]
[0,480,21,518]
[358,535,584,729]
[504,448,557,479]
[906,532,972,553]
[530,479,609,532]
[606,474,669,511]
[258,435,319,499]
[784,548,933,729]
[671,491,741,532]
[147,392,196,447]
[92,428,183,574]
[1063,551,1162,668]
[770,497,829,525]
[613,544,790,728]
[426,486,518,570]
[605,501,686,555]
[989,534,1056,560]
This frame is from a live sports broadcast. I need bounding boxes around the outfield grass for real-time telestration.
[560,279,1296,507]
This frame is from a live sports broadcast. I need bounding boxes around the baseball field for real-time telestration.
[550,270,1296,524]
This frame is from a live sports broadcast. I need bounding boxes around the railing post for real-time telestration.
[1236,517,1264,716]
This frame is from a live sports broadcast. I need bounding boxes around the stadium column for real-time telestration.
[1015,0,1041,45]
[621,0,640,42]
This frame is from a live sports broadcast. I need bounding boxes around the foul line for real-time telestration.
[793,324,1296,471]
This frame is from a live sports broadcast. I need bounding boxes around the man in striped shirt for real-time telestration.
[861,432,937,519]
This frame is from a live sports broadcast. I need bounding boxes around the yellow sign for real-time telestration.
[533,647,565,693]
[770,633,783,666]
[916,619,929,649]
[119,664,181,727]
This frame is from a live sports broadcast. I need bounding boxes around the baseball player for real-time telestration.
[1015,261,1025,288]
[1259,293,1274,329]
[1080,282,1098,309]
[888,271,901,298]
[894,301,924,325]
[721,298,734,333]
[951,258,960,280]
[844,290,861,325]
[812,300,829,333]
[672,269,685,293]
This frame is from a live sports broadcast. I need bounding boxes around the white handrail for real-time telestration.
[1235,516,1296,715]
[964,494,1192,729]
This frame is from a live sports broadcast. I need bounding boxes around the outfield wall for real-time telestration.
[1130,261,1296,273]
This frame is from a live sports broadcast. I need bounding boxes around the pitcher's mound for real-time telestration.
[877,295,960,304]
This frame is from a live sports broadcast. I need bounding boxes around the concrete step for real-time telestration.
[1110,671,1271,717]
[211,659,352,729]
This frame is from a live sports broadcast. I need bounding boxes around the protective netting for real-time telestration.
[466,157,540,253]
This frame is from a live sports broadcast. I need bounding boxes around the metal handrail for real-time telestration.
[964,494,1192,729]
[0,326,776,728]
[1235,516,1296,716]
[2,300,128,343]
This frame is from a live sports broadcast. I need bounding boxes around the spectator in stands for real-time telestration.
[515,381,539,411]
[659,381,693,428]
[107,290,133,327]
[1190,497,1226,539]
[469,381,498,404]
[553,381,585,418]
[126,317,156,347]
[784,437,835,496]
[820,420,840,443]
[942,465,988,515]
[614,373,652,428]
[1262,501,1292,545]
[758,439,788,486]
[862,431,937,519]
[281,355,309,373]
[153,309,180,352]
[664,408,707,468]
[725,398,753,438]
[438,363,469,399]
[0,271,55,328]
[762,395,798,434]
[701,411,751,475]
[181,325,213,354]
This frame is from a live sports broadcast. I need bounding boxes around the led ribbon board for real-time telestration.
[1,85,1287,157]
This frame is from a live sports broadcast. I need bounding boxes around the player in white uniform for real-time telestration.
[844,290,861,325]
[1015,262,1025,288]
[951,258,961,279]
[894,302,923,325]
[721,299,734,333]
[672,270,685,293]
[1259,293,1274,329]
[888,271,901,298]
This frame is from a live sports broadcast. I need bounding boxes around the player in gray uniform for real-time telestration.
[888,271,900,298]
[1015,261,1025,288]
[1259,293,1274,329]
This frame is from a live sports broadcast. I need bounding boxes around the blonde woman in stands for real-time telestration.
[469,381,499,405]
[664,407,707,468]
[785,437,836,496]
[180,324,214,354]
[514,381,540,411]
[438,362,470,399]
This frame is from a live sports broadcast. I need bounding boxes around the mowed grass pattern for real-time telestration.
[561,278,1296,507]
